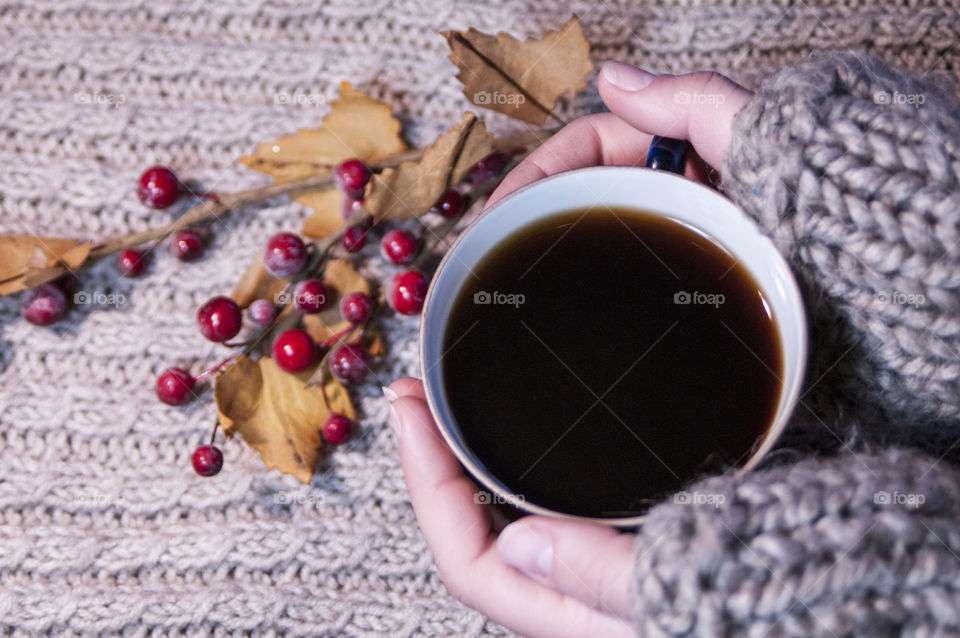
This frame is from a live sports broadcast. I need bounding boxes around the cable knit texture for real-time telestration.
[632,448,960,637]
[629,54,960,637]
[2,1,960,636]
[723,53,960,426]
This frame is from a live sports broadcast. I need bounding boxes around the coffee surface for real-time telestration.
[443,208,783,518]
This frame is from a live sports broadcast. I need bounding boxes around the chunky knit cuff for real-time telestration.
[721,53,960,424]
[631,447,960,637]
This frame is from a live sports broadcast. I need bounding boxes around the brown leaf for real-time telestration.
[238,82,407,239]
[231,258,289,308]
[364,113,492,221]
[214,355,354,484]
[301,258,372,344]
[0,236,93,295]
[443,16,593,125]
[302,258,384,386]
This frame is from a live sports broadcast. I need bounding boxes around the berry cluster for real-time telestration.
[19,166,214,328]
[19,150,512,479]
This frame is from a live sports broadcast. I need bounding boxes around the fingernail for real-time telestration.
[497,521,553,578]
[382,386,401,436]
[601,60,655,92]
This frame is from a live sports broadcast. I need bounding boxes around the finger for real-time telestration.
[384,377,426,401]
[468,550,639,638]
[488,112,709,207]
[598,61,753,170]
[392,394,493,569]
[488,113,648,206]
[497,517,636,619]
[391,395,637,638]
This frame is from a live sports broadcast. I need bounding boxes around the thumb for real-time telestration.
[598,61,753,170]
[496,516,636,620]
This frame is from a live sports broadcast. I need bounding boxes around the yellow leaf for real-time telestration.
[214,355,354,484]
[301,258,371,342]
[302,259,384,385]
[364,113,492,221]
[0,236,92,295]
[443,16,594,125]
[238,82,407,238]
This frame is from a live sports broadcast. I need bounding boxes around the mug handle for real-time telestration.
[645,136,687,174]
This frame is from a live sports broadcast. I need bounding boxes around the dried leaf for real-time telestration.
[364,113,492,221]
[302,259,384,386]
[214,355,354,484]
[0,236,92,295]
[238,82,407,238]
[443,16,593,125]
[302,258,372,344]
[232,258,288,308]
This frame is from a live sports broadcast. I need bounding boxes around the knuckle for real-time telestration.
[693,71,732,100]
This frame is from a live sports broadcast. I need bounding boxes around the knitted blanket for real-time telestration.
[1,1,959,635]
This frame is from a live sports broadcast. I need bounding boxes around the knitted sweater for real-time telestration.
[631,53,960,637]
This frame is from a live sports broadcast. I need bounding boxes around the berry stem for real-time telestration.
[320,325,356,349]
[11,128,553,292]
[209,421,220,446]
[195,355,238,381]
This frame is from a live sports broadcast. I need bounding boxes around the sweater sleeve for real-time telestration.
[720,53,960,425]
[631,447,960,637]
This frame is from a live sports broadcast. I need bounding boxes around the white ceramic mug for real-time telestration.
[419,165,807,527]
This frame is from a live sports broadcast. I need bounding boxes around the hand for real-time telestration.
[488,61,753,206]
[389,63,752,638]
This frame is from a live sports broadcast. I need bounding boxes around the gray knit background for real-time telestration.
[1,1,960,636]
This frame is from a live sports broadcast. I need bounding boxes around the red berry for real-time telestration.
[339,291,372,324]
[20,283,67,326]
[322,413,353,444]
[117,249,146,277]
[171,229,204,261]
[248,299,276,327]
[293,279,329,314]
[468,152,506,184]
[388,270,428,315]
[192,445,223,477]
[263,232,307,278]
[334,159,371,199]
[341,226,367,253]
[340,195,364,219]
[433,190,465,219]
[272,329,317,373]
[156,367,196,406]
[380,228,418,265]
[328,343,369,384]
[196,296,242,342]
[137,165,180,209]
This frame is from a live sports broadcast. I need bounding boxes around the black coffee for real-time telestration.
[442,207,783,519]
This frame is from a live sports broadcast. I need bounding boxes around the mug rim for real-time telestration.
[419,165,808,527]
